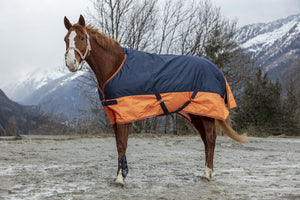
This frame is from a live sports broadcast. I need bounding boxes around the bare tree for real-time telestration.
[5,116,18,136]
[89,0,134,40]
[88,0,158,51]
[123,0,157,50]
[154,0,184,54]
[0,123,6,136]
[77,68,113,133]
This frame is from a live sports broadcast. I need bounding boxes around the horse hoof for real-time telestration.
[114,170,125,187]
[200,176,210,183]
[113,182,124,188]
[200,166,212,183]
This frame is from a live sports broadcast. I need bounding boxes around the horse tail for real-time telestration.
[216,117,248,144]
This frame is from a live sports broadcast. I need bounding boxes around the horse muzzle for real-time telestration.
[66,61,80,72]
[65,49,81,72]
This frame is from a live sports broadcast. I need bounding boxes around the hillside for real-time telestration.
[0,89,68,135]
[3,68,97,119]
[236,13,300,85]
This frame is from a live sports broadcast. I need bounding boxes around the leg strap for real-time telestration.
[118,156,128,178]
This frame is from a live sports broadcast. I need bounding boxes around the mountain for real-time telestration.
[0,89,67,135]
[4,68,66,103]
[3,68,98,119]
[21,71,93,119]
[236,13,300,85]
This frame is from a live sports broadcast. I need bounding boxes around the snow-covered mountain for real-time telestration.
[3,67,99,119]
[4,68,66,103]
[236,13,300,83]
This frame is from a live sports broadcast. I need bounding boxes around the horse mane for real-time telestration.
[86,24,121,52]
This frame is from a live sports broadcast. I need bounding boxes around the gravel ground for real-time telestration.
[0,135,299,200]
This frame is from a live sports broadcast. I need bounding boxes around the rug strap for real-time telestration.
[175,90,198,113]
[102,100,118,106]
[153,88,170,115]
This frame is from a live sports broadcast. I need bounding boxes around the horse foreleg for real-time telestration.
[113,123,130,187]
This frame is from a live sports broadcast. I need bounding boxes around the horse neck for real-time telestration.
[86,33,124,89]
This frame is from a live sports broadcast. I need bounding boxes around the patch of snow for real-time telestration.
[242,20,298,50]
[2,67,68,102]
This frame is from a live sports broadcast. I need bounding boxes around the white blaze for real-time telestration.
[66,31,79,71]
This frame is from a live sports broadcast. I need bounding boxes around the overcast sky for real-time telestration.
[0,0,299,90]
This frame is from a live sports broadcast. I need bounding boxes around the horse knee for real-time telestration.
[206,133,216,145]
[202,117,216,136]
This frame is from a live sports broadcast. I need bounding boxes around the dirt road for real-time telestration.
[0,135,299,200]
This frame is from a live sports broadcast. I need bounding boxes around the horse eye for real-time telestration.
[81,37,84,41]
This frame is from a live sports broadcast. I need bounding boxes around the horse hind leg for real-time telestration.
[201,116,216,182]
[190,114,216,182]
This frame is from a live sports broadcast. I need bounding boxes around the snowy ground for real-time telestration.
[0,135,299,200]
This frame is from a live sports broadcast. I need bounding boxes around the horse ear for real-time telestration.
[64,16,72,30]
[79,15,85,26]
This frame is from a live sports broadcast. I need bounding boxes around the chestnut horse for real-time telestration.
[64,15,248,186]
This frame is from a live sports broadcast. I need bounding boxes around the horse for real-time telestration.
[63,15,248,187]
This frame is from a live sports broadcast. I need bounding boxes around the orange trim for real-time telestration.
[182,92,229,120]
[97,84,104,98]
[112,113,165,125]
[101,54,127,90]
[219,72,237,109]
[182,111,226,121]
[103,106,116,124]
[103,91,232,125]
[225,81,237,109]
[110,110,226,125]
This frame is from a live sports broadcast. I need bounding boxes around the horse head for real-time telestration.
[64,15,91,72]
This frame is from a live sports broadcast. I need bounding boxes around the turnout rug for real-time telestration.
[98,48,236,125]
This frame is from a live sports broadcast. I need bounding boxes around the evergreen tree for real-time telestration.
[234,69,284,135]
[282,81,300,135]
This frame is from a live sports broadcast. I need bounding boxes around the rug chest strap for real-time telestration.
[102,100,118,106]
